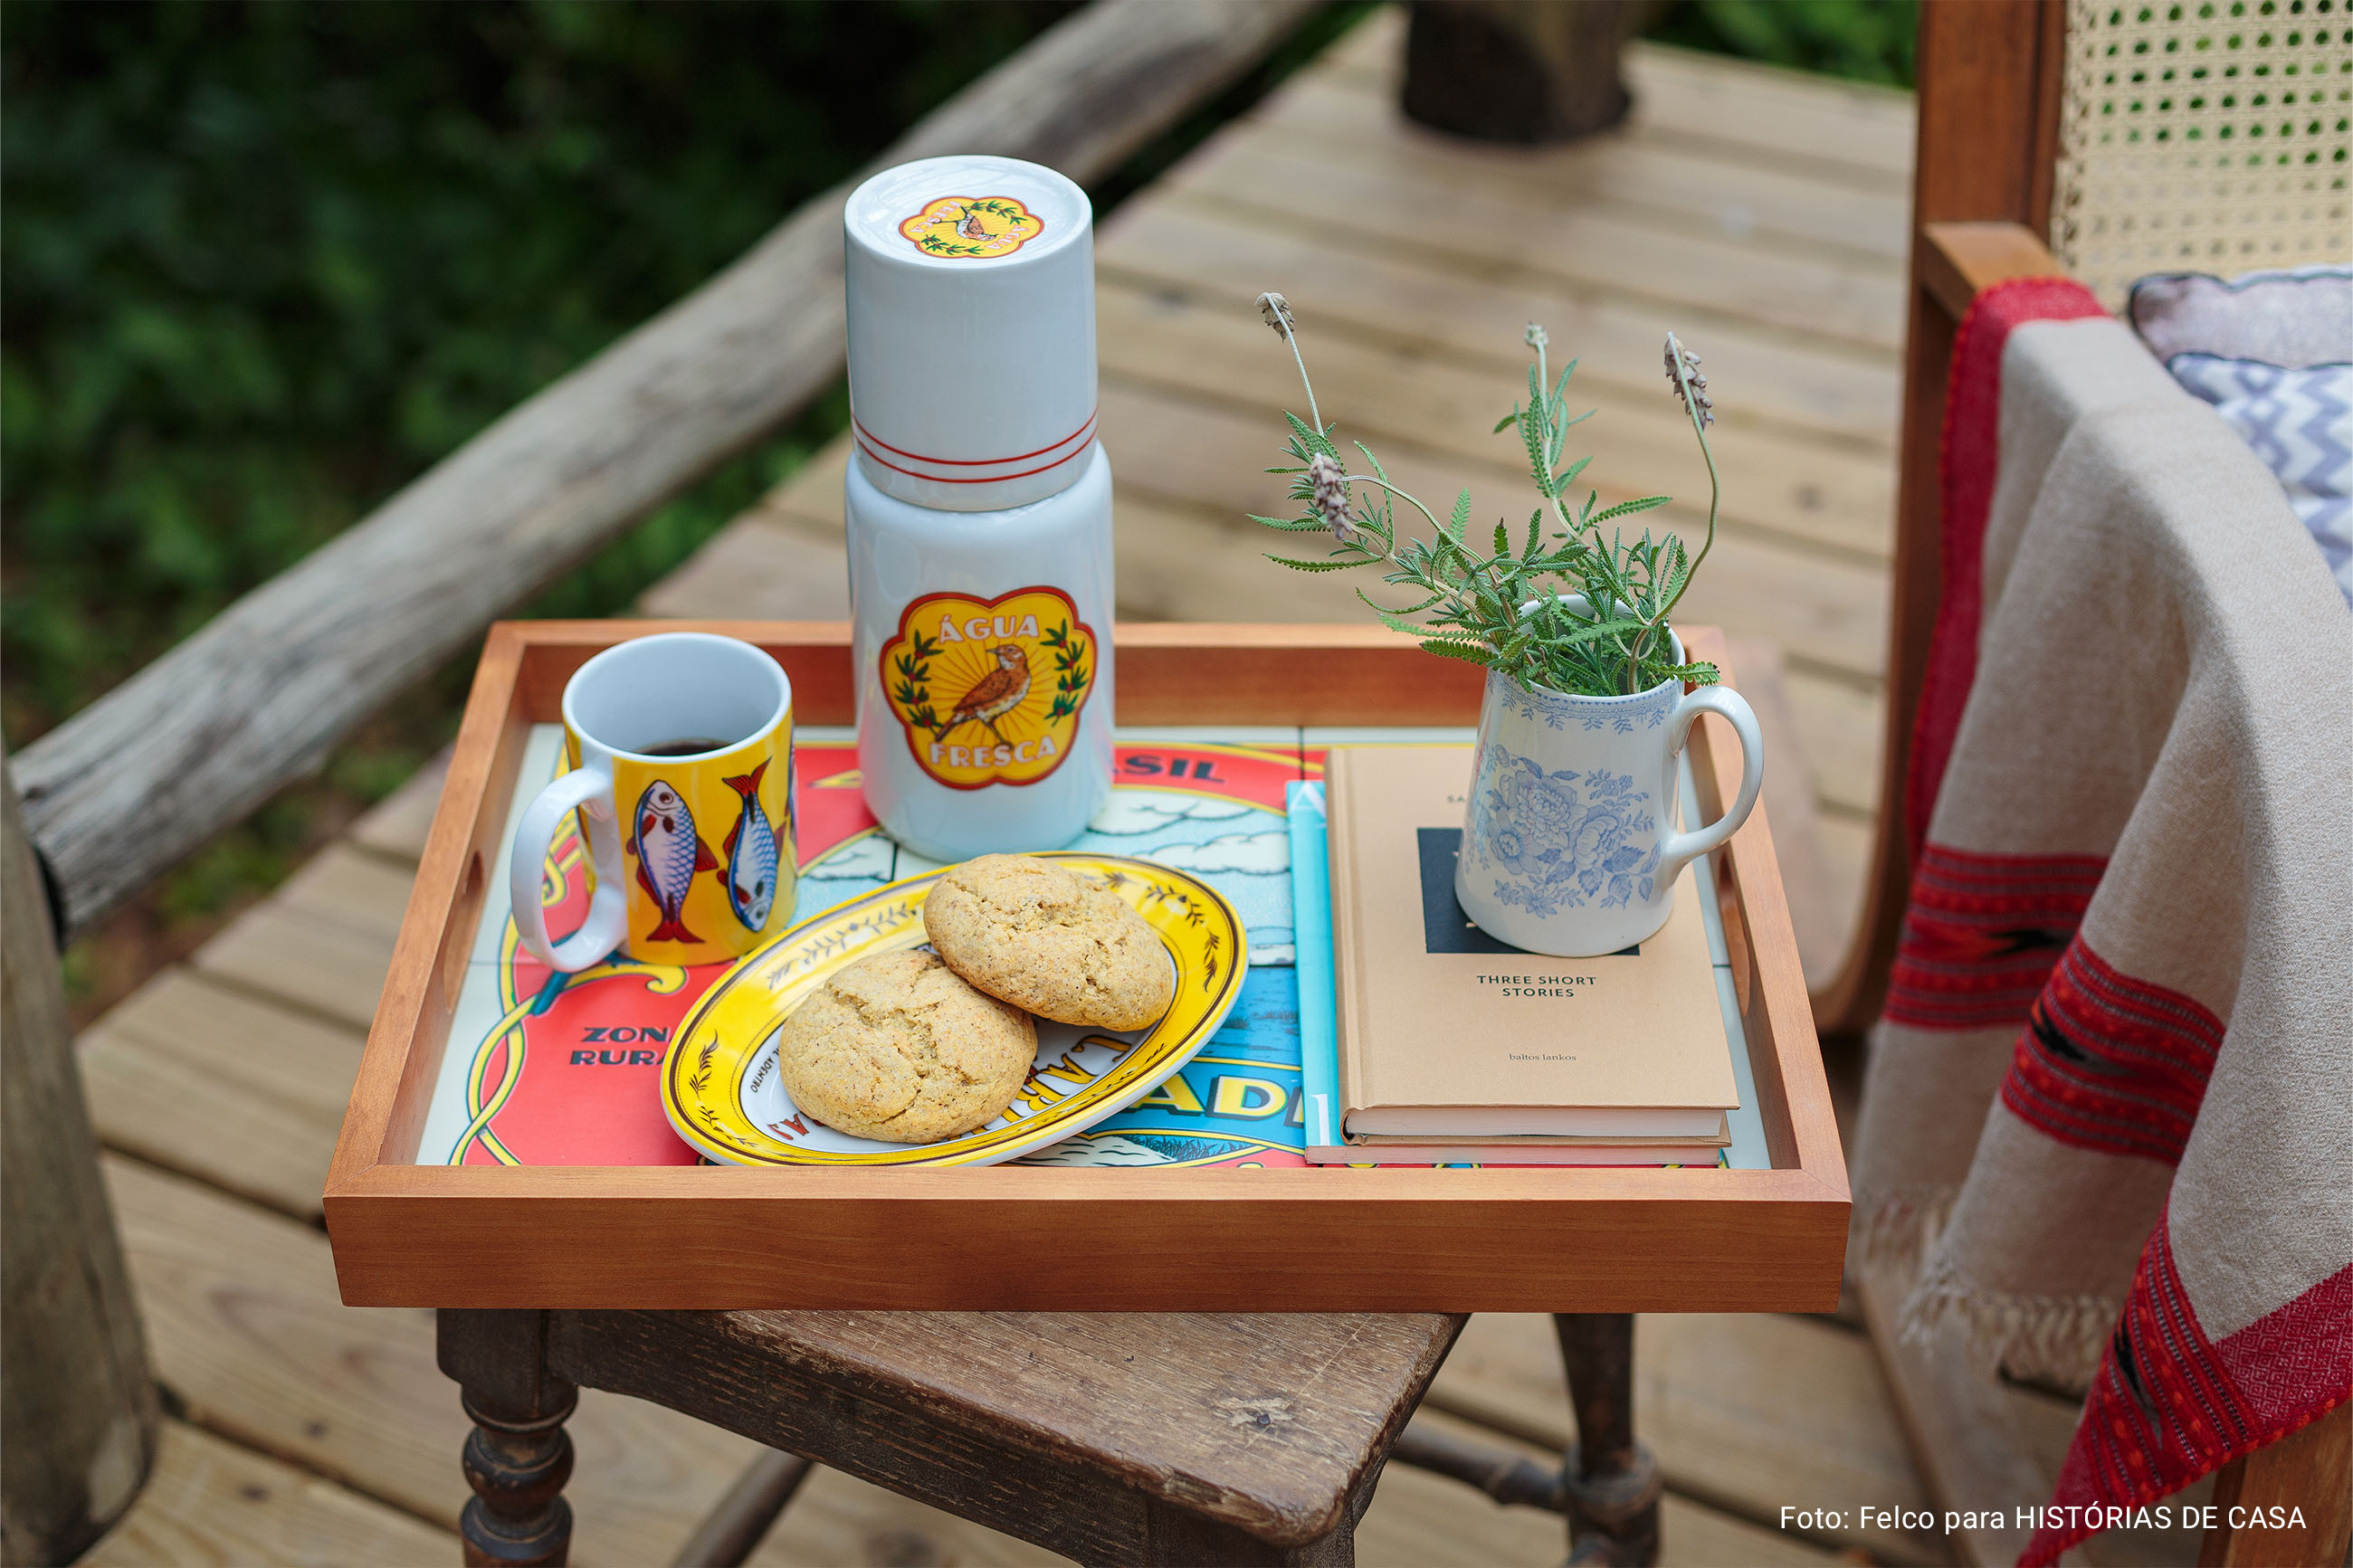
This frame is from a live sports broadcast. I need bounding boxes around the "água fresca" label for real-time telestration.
[878,586,1097,790]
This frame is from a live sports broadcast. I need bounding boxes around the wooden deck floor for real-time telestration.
[69,13,2193,1565]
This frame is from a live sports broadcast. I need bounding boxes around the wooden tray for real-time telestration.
[325,621,1847,1310]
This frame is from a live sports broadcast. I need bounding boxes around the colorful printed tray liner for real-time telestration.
[414,728,1768,1169]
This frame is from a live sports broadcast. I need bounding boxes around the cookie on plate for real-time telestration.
[775,948,1036,1144]
[923,854,1176,1031]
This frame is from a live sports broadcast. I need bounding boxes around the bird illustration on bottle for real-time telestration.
[625,779,717,945]
[947,644,1032,746]
[934,203,993,245]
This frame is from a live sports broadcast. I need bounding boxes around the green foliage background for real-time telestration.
[1654,0,1918,88]
[0,0,1912,999]
[1,0,1091,749]
[1,0,1098,998]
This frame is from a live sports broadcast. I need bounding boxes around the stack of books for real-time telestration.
[1291,746,1738,1167]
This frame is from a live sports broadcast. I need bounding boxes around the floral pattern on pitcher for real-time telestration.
[1468,744,1662,917]
[1494,679,1675,735]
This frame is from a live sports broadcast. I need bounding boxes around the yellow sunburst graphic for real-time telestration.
[897,195,1043,260]
[879,586,1096,790]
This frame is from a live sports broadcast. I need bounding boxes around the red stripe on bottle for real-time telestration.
[853,425,1097,486]
[850,409,1097,467]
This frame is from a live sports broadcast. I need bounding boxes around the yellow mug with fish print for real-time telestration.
[510,632,795,971]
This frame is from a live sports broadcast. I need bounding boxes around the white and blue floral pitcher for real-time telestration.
[1456,651,1764,957]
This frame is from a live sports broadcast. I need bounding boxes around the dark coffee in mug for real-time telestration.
[637,737,733,757]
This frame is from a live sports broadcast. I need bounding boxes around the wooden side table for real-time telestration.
[438,1308,1668,1566]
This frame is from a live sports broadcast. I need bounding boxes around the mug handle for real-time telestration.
[510,761,629,973]
[1654,686,1765,889]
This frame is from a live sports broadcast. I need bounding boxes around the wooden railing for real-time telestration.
[12,0,1325,946]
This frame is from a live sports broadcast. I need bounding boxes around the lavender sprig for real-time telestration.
[1245,297,1723,698]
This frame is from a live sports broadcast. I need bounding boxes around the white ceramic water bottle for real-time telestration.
[843,154,1114,862]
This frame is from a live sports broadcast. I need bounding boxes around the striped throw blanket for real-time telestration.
[1851,280,2353,1567]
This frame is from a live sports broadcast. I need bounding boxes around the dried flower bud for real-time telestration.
[1663,332,1712,427]
[1524,322,1548,351]
[1306,451,1359,545]
[1257,291,1296,337]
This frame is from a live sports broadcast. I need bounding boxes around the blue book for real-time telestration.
[1287,781,1347,1159]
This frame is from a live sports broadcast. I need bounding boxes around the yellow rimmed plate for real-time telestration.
[660,853,1248,1167]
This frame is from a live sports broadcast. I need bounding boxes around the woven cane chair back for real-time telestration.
[2050,0,2353,307]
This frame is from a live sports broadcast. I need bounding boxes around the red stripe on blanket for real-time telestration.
[1908,277,2107,861]
[2024,1221,2353,1566]
[1999,938,2221,1164]
[2215,1263,2353,1430]
[1883,843,2104,1030]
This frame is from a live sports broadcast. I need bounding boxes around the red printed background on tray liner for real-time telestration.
[451,742,1304,1167]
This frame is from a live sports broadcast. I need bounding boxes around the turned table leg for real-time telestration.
[439,1309,577,1566]
[1554,1313,1661,1567]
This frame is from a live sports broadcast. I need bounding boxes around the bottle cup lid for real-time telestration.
[843,155,1097,513]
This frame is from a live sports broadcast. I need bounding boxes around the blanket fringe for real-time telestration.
[1900,1252,2118,1393]
[1849,1185,1958,1270]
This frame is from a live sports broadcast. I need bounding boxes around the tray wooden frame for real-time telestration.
[326,621,1848,1311]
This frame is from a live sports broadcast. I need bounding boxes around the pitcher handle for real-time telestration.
[1654,686,1764,889]
[510,761,628,973]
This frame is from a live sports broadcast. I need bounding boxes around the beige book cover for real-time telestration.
[1327,746,1737,1140]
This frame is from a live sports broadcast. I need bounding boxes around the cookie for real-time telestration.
[923,854,1176,1031]
[774,948,1036,1144]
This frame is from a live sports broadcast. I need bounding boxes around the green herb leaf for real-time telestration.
[1417,638,1497,666]
[1589,496,1671,524]
[1283,410,1337,461]
[1556,615,1649,646]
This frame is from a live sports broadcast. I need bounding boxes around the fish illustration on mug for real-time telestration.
[626,779,718,945]
[719,759,782,932]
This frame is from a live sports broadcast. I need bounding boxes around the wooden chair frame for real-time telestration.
[1811,0,2066,1041]
[1823,5,2353,1564]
